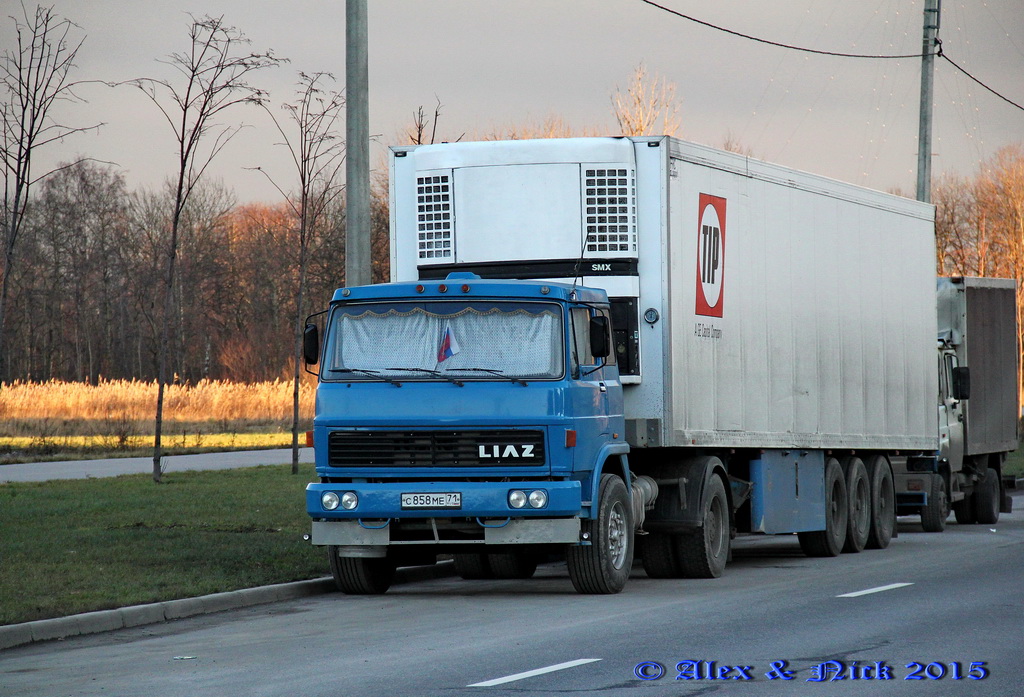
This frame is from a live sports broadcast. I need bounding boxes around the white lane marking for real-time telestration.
[468,658,602,687]
[837,582,914,598]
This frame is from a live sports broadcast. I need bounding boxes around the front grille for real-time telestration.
[328,430,545,467]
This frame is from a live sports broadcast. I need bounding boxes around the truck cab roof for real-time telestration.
[330,273,609,305]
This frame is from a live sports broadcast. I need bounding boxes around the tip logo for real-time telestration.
[695,194,726,317]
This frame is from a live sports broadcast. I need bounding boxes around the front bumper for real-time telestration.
[306,479,582,519]
[310,517,582,547]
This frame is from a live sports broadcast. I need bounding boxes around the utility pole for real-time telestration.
[345,0,371,286]
[916,0,941,203]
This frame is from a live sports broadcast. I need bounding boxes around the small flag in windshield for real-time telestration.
[437,322,461,362]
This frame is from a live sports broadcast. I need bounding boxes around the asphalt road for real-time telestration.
[0,448,314,483]
[3,494,1022,697]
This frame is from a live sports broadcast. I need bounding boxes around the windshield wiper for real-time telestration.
[456,367,528,386]
[326,368,401,387]
[386,367,464,387]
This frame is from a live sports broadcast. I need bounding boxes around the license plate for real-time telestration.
[401,492,462,509]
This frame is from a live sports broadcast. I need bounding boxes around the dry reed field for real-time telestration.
[0,379,315,456]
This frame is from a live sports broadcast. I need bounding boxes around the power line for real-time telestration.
[940,53,1024,112]
[639,0,1024,115]
[639,0,922,59]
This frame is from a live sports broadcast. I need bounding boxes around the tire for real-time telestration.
[920,473,948,532]
[865,455,895,550]
[952,492,978,524]
[973,466,1001,525]
[798,458,848,557]
[567,474,633,594]
[674,475,730,578]
[453,553,494,580]
[640,532,680,578]
[328,547,395,594]
[488,553,538,579]
[842,457,870,553]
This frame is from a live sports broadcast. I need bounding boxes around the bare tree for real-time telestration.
[721,132,754,157]
[132,14,284,482]
[482,115,580,141]
[254,71,345,474]
[611,63,681,137]
[933,173,976,275]
[0,4,100,382]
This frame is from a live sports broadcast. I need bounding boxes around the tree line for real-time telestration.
[4,163,389,384]
[4,5,1024,402]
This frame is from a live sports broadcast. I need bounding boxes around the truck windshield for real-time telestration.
[321,300,564,381]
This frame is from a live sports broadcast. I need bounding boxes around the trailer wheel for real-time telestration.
[973,467,1001,525]
[675,475,730,578]
[567,474,633,594]
[488,553,538,579]
[328,547,395,594]
[842,457,870,552]
[865,455,895,549]
[799,458,848,557]
[453,553,494,580]
[640,532,680,578]
[920,473,949,532]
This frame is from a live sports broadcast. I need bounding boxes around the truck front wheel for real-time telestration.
[568,474,633,594]
[798,458,848,557]
[920,473,949,532]
[328,547,395,594]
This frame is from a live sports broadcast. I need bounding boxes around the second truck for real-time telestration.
[303,136,1018,594]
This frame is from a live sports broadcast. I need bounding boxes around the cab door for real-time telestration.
[939,350,965,472]
[569,306,622,437]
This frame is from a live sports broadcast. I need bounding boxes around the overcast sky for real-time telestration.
[11,0,1024,203]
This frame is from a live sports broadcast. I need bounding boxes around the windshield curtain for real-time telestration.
[323,301,564,380]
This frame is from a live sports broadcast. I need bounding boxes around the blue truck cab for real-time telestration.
[304,273,642,594]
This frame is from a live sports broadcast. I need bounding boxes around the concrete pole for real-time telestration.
[916,0,940,204]
[345,0,371,286]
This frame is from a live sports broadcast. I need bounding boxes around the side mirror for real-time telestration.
[589,315,610,358]
[952,366,970,401]
[303,323,320,365]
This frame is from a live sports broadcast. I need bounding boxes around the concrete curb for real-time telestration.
[0,561,454,651]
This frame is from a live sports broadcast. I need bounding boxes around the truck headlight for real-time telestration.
[321,492,340,510]
[528,490,548,508]
[340,491,359,510]
[508,490,527,509]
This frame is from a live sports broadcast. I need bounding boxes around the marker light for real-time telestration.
[508,490,527,509]
[416,285,425,293]
[340,492,359,510]
[461,284,471,293]
[438,284,448,293]
[321,492,340,510]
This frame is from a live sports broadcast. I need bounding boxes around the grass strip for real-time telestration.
[0,432,299,465]
[1004,448,1024,477]
[0,464,325,626]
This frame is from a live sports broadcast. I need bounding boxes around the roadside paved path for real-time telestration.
[0,448,314,483]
